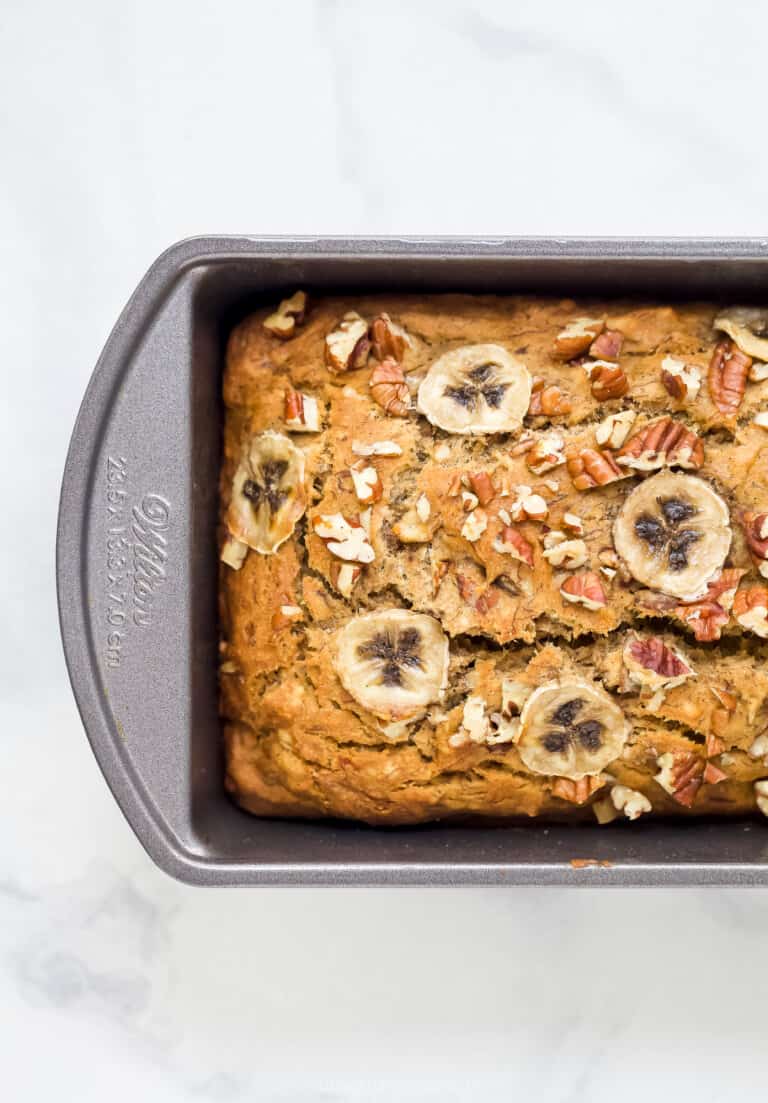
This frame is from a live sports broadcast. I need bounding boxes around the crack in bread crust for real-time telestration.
[220,294,768,825]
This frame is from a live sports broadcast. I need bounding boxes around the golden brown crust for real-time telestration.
[220,294,768,825]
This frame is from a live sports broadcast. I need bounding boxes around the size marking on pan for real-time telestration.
[103,455,170,671]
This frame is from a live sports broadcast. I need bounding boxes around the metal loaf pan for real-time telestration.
[57,236,768,886]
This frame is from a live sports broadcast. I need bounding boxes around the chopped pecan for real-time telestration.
[284,387,321,432]
[271,600,304,630]
[733,584,768,637]
[703,761,728,785]
[552,775,606,805]
[672,599,730,643]
[369,313,412,361]
[586,360,629,401]
[528,379,573,417]
[566,446,625,490]
[706,568,747,611]
[492,525,534,567]
[661,357,701,403]
[610,785,652,820]
[475,587,500,615]
[325,313,371,373]
[432,559,449,596]
[589,329,623,361]
[552,317,604,360]
[349,460,383,503]
[369,358,410,416]
[468,471,497,507]
[313,513,375,563]
[461,509,487,543]
[706,733,726,757]
[526,433,566,475]
[624,635,693,688]
[741,511,768,578]
[560,571,607,611]
[755,780,768,817]
[332,561,362,599]
[595,409,636,449]
[542,534,588,569]
[708,338,751,416]
[263,291,307,339]
[616,416,704,471]
[655,750,704,807]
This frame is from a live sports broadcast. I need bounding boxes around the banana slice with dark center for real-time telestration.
[517,677,629,779]
[334,609,449,721]
[227,431,307,555]
[714,307,768,361]
[417,344,531,435]
[613,471,730,601]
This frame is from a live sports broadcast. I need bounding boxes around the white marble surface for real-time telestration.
[3,0,768,1098]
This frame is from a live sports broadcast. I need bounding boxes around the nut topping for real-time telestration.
[351,439,403,457]
[616,416,704,472]
[349,461,383,503]
[623,634,693,694]
[755,780,768,817]
[560,571,607,610]
[325,313,371,373]
[733,584,768,637]
[595,409,636,449]
[654,750,704,807]
[461,509,488,543]
[369,359,411,416]
[714,307,768,362]
[262,290,307,339]
[660,357,701,403]
[220,535,248,571]
[284,388,321,432]
[610,785,652,820]
[369,313,412,361]
[526,433,566,475]
[552,317,604,361]
[585,360,629,401]
[708,338,751,416]
[589,329,623,362]
[468,471,497,507]
[566,446,625,490]
[528,379,573,417]
[542,537,588,570]
[551,775,606,805]
[333,561,363,599]
[741,511,768,578]
[313,513,375,563]
[492,525,534,567]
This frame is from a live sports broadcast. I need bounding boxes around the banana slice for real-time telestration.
[714,307,768,361]
[517,677,629,779]
[334,609,449,721]
[613,471,730,601]
[417,344,531,435]
[226,431,307,555]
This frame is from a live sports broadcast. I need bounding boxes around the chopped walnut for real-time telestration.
[461,509,487,543]
[560,571,607,610]
[369,313,412,361]
[585,360,629,401]
[552,317,604,360]
[660,356,701,403]
[708,338,751,416]
[528,379,573,417]
[616,416,704,472]
[492,525,534,567]
[325,313,371,373]
[655,750,704,807]
[566,446,625,490]
[349,461,383,503]
[369,359,411,416]
[552,775,606,805]
[733,585,768,637]
[263,290,307,339]
[526,433,566,475]
[313,513,375,563]
[595,409,636,449]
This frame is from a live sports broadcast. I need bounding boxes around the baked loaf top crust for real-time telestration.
[220,293,768,824]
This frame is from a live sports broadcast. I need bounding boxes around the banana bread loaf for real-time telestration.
[219,293,768,824]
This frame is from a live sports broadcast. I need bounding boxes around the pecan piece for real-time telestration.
[369,313,412,361]
[552,317,604,360]
[528,379,573,417]
[624,635,693,690]
[589,329,623,362]
[672,599,730,643]
[526,433,566,475]
[733,583,768,637]
[284,387,321,432]
[655,750,704,807]
[703,761,728,785]
[708,338,751,416]
[468,471,497,507]
[741,511,768,578]
[560,571,607,611]
[706,733,726,758]
[263,291,307,339]
[661,357,701,404]
[551,775,605,805]
[369,358,410,416]
[492,525,534,567]
[332,561,362,599]
[325,313,371,373]
[616,416,704,471]
[586,360,629,401]
[271,599,304,630]
[566,446,625,490]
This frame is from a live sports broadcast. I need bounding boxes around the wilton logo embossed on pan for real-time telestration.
[131,494,170,628]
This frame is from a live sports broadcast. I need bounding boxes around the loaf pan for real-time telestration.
[57,235,768,886]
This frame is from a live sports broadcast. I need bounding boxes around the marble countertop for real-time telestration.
[3,0,767,1098]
